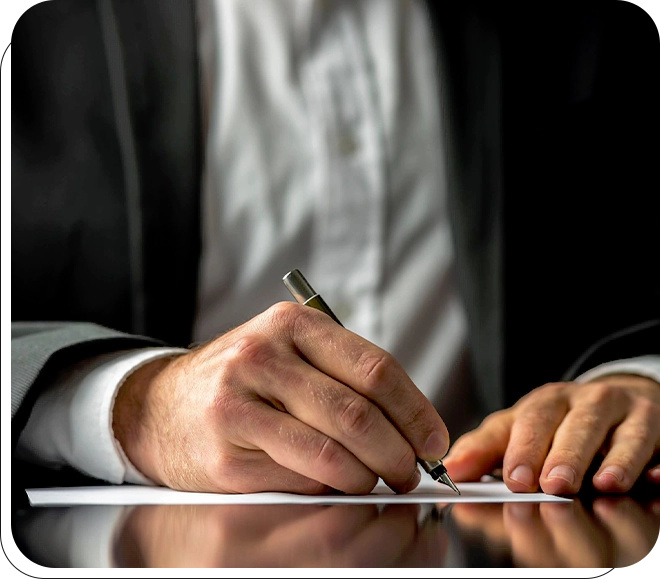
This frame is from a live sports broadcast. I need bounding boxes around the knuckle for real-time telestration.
[358,351,395,393]
[338,396,377,439]
[266,299,300,321]
[481,408,511,428]
[391,448,417,479]
[513,423,541,448]
[264,300,304,333]
[574,411,600,431]
[227,334,277,370]
[538,381,564,392]
[311,436,346,469]
[621,422,653,447]
[208,389,233,422]
[584,381,615,405]
[208,390,254,428]
[403,403,429,435]
[636,397,660,422]
[522,382,565,403]
[308,437,377,494]
[209,449,242,482]
[536,383,567,402]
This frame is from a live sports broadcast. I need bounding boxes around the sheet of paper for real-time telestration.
[27,477,571,507]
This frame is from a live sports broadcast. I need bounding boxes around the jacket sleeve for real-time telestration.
[562,320,660,382]
[11,322,162,444]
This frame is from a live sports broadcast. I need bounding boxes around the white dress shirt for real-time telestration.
[16,0,660,485]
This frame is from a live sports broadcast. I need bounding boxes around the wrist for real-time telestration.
[112,355,179,485]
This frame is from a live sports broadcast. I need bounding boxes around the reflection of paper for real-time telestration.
[27,477,571,507]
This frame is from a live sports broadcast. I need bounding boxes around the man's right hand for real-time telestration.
[112,302,449,494]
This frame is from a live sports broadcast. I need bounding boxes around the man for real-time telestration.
[11,0,660,498]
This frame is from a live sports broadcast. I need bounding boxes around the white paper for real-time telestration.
[27,477,571,507]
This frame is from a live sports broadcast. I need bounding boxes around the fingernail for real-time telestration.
[509,465,534,488]
[425,431,447,459]
[547,465,576,485]
[596,465,625,483]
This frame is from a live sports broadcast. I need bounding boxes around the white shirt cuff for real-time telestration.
[574,355,660,385]
[16,347,187,485]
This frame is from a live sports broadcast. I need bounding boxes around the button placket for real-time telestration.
[301,5,385,343]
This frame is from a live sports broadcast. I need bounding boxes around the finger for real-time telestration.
[502,393,568,492]
[592,400,660,493]
[253,354,419,493]
[270,303,449,461]
[646,465,660,484]
[540,385,629,495]
[237,401,379,494]
[442,410,514,481]
[210,445,337,495]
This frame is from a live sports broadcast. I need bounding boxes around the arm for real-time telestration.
[11,321,162,421]
[16,347,186,485]
[11,321,164,490]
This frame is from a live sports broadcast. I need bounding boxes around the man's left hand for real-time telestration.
[443,374,660,494]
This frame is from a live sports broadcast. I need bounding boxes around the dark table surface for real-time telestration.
[11,489,660,569]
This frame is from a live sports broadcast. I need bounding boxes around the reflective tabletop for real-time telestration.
[12,492,660,568]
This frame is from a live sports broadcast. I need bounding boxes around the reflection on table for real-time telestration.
[13,495,660,567]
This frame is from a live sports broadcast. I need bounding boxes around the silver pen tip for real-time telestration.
[439,472,461,495]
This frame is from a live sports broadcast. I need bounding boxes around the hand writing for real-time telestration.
[112,302,448,494]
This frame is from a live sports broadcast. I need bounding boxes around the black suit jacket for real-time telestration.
[11,0,660,463]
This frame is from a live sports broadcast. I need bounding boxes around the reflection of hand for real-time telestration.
[113,302,448,494]
[450,497,660,567]
[116,503,448,567]
[443,374,660,494]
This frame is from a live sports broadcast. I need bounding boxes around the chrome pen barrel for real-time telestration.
[283,269,343,326]
[283,269,316,303]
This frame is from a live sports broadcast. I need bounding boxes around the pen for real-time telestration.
[282,268,460,495]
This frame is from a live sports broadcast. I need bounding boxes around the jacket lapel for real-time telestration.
[111,0,203,346]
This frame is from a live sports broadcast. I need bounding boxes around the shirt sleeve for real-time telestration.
[574,355,660,385]
[15,347,187,485]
